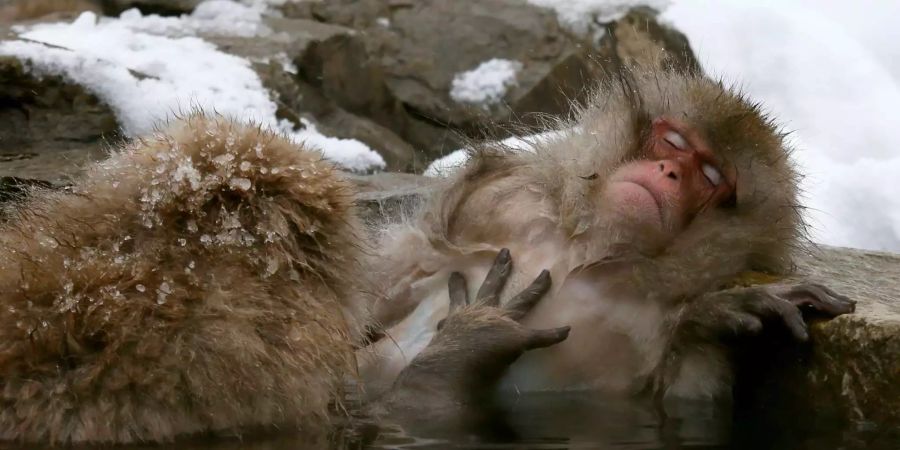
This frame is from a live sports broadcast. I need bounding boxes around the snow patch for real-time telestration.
[527,0,671,35]
[450,59,522,107]
[0,4,384,171]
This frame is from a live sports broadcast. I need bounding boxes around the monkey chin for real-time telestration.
[604,181,665,231]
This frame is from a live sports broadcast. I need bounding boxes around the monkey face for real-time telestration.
[604,116,736,235]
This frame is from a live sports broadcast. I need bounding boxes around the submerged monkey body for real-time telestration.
[367,71,811,399]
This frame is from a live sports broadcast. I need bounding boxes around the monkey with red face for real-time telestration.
[367,71,854,405]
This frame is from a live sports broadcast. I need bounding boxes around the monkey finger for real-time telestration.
[785,284,855,317]
[475,248,512,306]
[744,295,808,341]
[448,272,470,311]
[524,326,571,350]
[504,270,552,321]
[768,296,810,341]
[726,312,763,336]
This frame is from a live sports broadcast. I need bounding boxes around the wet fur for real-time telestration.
[0,115,368,444]
[373,71,803,399]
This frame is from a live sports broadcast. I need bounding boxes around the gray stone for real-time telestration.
[101,0,203,16]
[0,56,118,183]
[778,247,900,430]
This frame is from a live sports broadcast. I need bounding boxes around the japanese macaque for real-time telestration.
[0,116,370,444]
[362,70,854,402]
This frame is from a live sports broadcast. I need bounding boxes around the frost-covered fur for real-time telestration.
[0,115,368,444]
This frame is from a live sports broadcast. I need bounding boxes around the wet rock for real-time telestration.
[758,247,900,433]
[0,56,118,183]
[101,0,203,16]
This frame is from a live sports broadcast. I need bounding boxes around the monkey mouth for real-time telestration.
[613,181,664,227]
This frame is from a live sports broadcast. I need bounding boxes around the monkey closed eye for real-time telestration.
[383,249,569,412]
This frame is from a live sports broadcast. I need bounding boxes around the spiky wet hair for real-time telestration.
[0,114,368,444]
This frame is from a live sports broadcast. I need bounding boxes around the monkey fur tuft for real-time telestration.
[0,115,368,444]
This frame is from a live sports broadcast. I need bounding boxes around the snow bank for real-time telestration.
[450,59,523,107]
[0,3,384,172]
[664,0,900,251]
[527,0,671,34]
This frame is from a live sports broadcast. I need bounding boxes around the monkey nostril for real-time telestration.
[667,171,678,180]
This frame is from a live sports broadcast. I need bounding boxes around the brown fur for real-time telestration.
[0,114,369,444]
[432,71,802,296]
[369,70,806,399]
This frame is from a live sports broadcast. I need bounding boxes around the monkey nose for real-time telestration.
[658,161,681,181]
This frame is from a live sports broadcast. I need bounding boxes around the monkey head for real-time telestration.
[548,72,803,295]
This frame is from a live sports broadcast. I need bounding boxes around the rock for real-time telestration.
[0,0,100,23]
[298,0,696,162]
[0,56,118,183]
[101,0,203,16]
[738,247,900,436]
[203,17,420,172]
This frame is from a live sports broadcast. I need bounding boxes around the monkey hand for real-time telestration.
[383,249,570,411]
[680,282,855,342]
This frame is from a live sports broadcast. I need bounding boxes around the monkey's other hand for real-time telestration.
[683,282,855,342]
[384,249,569,411]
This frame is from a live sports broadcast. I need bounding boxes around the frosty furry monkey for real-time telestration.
[0,71,853,444]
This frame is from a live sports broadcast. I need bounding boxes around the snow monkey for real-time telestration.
[362,70,855,404]
[0,70,854,445]
[0,116,371,444]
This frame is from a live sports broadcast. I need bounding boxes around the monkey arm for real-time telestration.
[379,249,570,414]
[675,282,855,342]
[658,282,855,399]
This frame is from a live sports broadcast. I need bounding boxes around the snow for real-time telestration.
[0,3,384,172]
[450,59,523,107]
[118,0,271,37]
[664,0,900,252]
[424,130,567,177]
[527,0,671,34]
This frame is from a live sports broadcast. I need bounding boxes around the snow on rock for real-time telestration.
[0,3,384,172]
[450,58,523,107]
[118,0,271,37]
[424,130,568,177]
[527,0,671,35]
[664,0,900,252]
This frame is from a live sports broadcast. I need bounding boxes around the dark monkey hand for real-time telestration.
[678,282,855,342]
[383,249,569,412]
